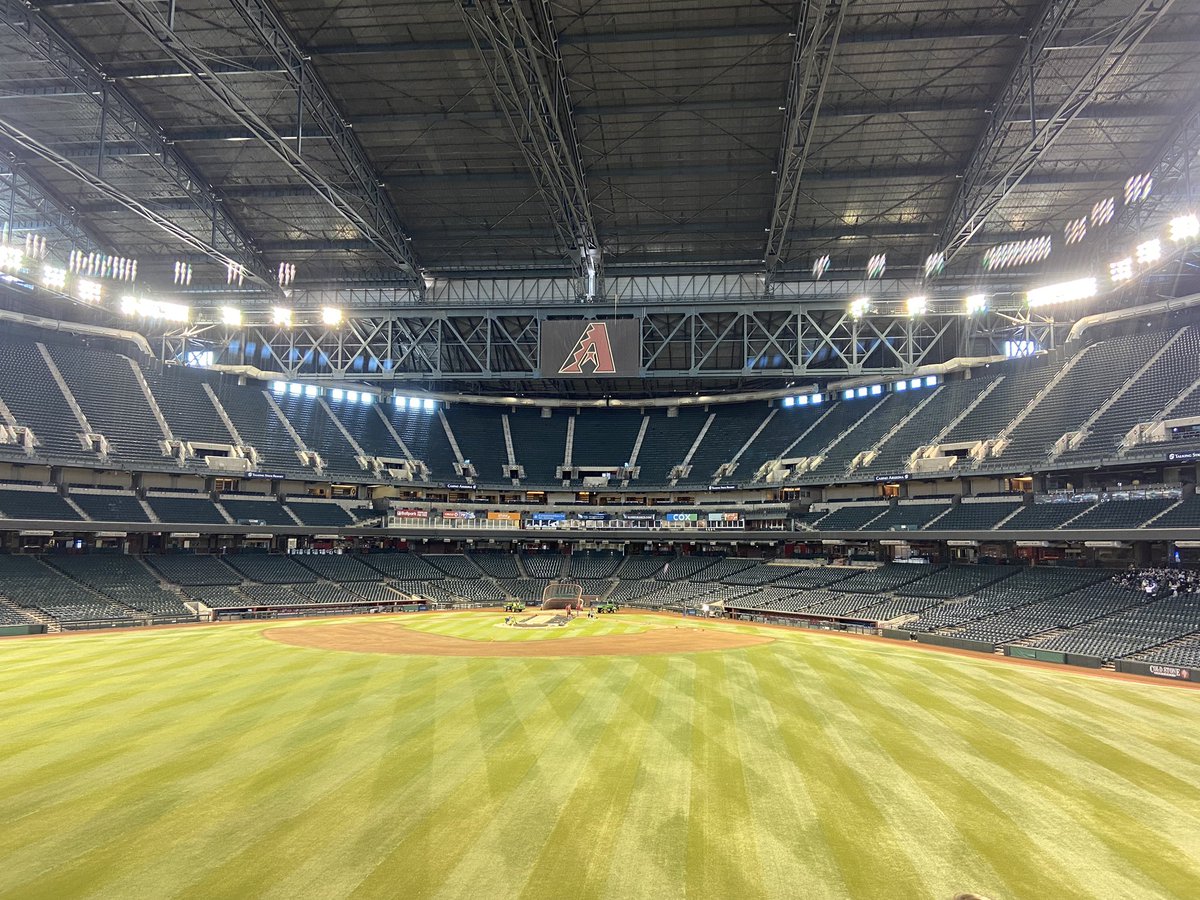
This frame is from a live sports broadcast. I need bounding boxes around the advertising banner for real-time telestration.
[442,510,476,520]
[665,512,699,522]
[486,511,522,522]
[541,319,640,377]
[532,512,567,522]
[391,508,429,518]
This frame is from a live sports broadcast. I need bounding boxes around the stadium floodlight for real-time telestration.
[965,293,988,314]
[811,254,830,279]
[1109,257,1134,283]
[1063,217,1087,245]
[1124,172,1153,205]
[866,254,886,279]
[1091,197,1115,227]
[782,396,795,408]
[895,380,907,391]
[322,307,343,327]
[42,265,66,289]
[272,307,292,327]
[923,252,945,277]
[0,243,22,271]
[849,297,870,319]
[982,235,1052,271]
[75,278,102,304]
[1026,276,1097,307]
[906,295,927,316]
[1135,239,1162,265]
[220,306,242,327]
[121,296,189,322]
[158,300,189,323]
[1169,214,1199,242]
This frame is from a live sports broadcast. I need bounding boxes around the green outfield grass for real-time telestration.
[2,612,1199,899]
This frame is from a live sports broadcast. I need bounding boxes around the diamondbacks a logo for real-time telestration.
[558,322,617,375]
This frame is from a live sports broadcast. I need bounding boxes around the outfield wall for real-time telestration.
[1006,647,1105,668]
[0,624,43,636]
[914,633,996,654]
[1114,660,1197,681]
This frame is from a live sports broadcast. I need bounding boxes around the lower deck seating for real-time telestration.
[812,505,887,530]
[220,497,296,526]
[46,554,193,618]
[0,554,135,623]
[0,488,82,521]
[70,492,149,523]
[146,494,228,525]
[144,554,242,586]
[222,553,317,583]
[287,501,356,527]
[998,502,1093,530]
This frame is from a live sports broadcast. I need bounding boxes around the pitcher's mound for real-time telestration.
[264,620,773,658]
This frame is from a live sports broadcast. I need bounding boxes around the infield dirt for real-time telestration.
[264,619,774,657]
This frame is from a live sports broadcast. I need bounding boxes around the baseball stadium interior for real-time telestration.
[1,0,1199,897]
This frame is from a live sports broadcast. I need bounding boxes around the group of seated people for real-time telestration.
[1113,566,1200,597]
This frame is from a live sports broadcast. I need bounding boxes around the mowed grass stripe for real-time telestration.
[338,657,627,899]
[477,656,674,898]
[823,646,1129,899]
[898,649,1200,766]
[0,651,440,897]
[731,650,850,900]
[164,660,566,899]
[747,643,935,898]
[846,648,1200,897]
[898,665,1200,895]
[685,649,768,899]
[598,656,695,898]
[795,646,1023,899]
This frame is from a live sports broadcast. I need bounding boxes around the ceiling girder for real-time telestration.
[0,119,277,283]
[0,156,105,251]
[459,0,602,300]
[0,0,273,285]
[935,0,1179,268]
[764,0,849,281]
[108,0,423,286]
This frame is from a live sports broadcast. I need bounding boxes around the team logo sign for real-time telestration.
[558,322,617,375]
[541,318,638,377]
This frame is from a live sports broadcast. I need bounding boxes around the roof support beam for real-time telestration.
[0,156,106,251]
[1109,92,1200,239]
[763,0,849,282]
[459,0,602,301]
[108,0,423,286]
[0,0,272,285]
[935,0,1178,269]
[0,120,275,282]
